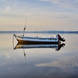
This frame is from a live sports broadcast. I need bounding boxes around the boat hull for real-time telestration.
[17,39,59,44]
[14,34,60,44]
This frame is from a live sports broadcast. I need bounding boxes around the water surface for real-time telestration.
[0,33,78,78]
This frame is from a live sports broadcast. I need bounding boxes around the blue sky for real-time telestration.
[0,0,78,30]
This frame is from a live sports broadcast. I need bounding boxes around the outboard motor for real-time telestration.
[57,34,65,42]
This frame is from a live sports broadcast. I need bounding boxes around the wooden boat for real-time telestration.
[14,34,65,44]
[14,43,65,51]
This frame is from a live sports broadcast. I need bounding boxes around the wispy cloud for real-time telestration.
[0,0,78,30]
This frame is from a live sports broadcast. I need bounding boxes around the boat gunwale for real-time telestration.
[17,36,58,40]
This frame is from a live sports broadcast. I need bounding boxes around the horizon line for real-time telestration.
[0,30,78,34]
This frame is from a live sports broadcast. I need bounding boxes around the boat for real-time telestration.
[14,43,65,51]
[14,34,65,44]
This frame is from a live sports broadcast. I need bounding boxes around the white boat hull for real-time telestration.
[14,35,60,44]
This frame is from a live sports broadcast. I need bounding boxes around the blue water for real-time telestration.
[0,33,78,78]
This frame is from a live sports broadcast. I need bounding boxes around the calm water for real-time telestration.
[0,33,78,78]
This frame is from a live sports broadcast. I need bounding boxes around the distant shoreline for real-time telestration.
[0,30,78,34]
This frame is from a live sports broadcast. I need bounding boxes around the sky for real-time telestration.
[0,0,78,31]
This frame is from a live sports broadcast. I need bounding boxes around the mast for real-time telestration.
[23,17,27,36]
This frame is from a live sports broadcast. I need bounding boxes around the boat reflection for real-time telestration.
[14,43,65,51]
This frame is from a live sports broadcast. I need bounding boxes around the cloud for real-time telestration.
[40,0,78,9]
[4,6,11,13]
[36,55,78,73]
[0,0,78,29]
[40,0,60,4]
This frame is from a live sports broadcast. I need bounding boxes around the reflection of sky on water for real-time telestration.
[0,34,78,78]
